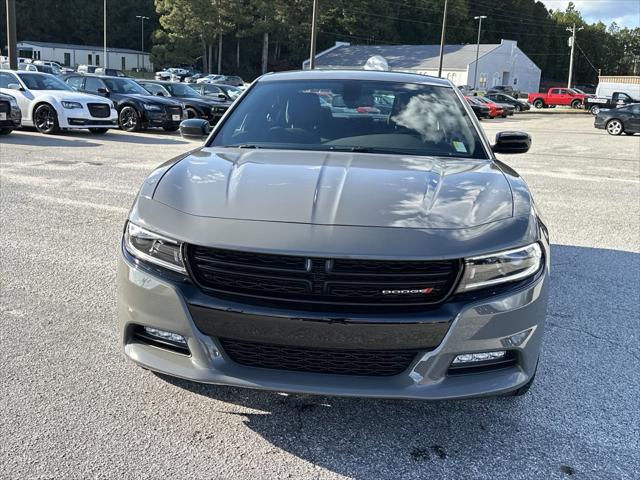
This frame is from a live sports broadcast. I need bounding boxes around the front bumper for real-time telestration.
[118,248,549,400]
[59,108,118,129]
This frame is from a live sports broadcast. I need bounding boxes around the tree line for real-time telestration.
[2,0,638,84]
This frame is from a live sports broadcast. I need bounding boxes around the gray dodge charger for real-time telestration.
[118,70,549,399]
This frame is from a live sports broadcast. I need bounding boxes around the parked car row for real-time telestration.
[0,68,238,136]
[465,94,525,120]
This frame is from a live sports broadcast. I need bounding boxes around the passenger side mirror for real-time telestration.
[97,87,110,97]
[179,118,210,140]
[7,83,23,91]
[492,131,531,154]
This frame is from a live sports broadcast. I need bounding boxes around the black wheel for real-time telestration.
[0,128,13,135]
[606,119,624,136]
[119,106,141,132]
[533,99,544,109]
[589,105,600,115]
[163,125,180,132]
[514,104,522,112]
[88,128,109,134]
[185,107,198,119]
[571,99,582,109]
[33,104,60,134]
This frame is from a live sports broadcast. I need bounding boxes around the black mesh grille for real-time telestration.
[186,245,461,309]
[87,103,110,118]
[219,338,419,376]
[166,106,182,116]
[0,101,10,113]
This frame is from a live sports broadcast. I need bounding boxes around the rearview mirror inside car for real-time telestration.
[492,131,531,154]
[179,119,210,140]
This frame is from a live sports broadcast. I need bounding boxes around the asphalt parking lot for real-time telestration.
[1,113,639,479]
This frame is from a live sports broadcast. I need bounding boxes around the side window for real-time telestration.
[207,85,222,95]
[66,76,84,91]
[143,83,164,95]
[85,77,106,93]
[0,72,19,88]
[550,89,560,95]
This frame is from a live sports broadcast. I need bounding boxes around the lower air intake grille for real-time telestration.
[87,103,111,118]
[219,338,420,376]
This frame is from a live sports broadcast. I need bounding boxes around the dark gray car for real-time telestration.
[118,70,549,400]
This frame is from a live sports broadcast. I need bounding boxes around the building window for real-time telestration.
[513,76,518,85]
[88,54,92,65]
[479,73,488,89]
[121,56,126,70]
[64,53,71,66]
[96,55,100,66]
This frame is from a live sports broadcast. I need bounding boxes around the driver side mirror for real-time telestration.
[97,87,110,97]
[156,92,165,97]
[217,93,226,100]
[7,83,23,91]
[492,131,531,154]
[179,118,210,140]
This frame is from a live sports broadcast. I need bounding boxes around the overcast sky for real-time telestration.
[540,0,640,28]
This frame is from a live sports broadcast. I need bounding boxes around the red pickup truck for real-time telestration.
[528,87,588,109]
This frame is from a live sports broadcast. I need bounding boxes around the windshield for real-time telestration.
[166,83,200,97]
[102,78,150,95]
[210,79,486,158]
[220,85,241,99]
[18,73,71,91]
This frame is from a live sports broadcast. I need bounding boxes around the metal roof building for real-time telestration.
[303,40,541,93]
[17,40,151,71]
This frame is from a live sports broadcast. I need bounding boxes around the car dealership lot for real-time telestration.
[1,115,638,479]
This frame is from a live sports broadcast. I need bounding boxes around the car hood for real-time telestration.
[116,93,181,105]
[152,148,513,229]
[34,89,109,103]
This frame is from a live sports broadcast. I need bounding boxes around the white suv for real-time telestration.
[0,70,117,134]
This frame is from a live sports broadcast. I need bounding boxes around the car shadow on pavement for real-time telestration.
[0,131,101,148]
[156,244,639,479]
[93,132,192,145]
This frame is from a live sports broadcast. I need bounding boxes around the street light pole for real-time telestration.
[567,23,584,88]
[136,15,150,70]
[309,0,319,69]
[6,0,17,70]
[437,0,449,77]
[103,0,107,68]
[473,16,487,90]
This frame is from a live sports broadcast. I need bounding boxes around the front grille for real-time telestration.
[87,103,110,118]
[219,338,419,376]
[0,101,9,113]
[186,245,461,309]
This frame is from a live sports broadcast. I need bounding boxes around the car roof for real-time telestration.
[258,69,451,87]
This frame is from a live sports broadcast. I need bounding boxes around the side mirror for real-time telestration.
[217,93,226,100]
[492,131,531,154]
[7,83,23,91]
[179,118,210,139]
[156,92,165,96]
[97,87,110,97]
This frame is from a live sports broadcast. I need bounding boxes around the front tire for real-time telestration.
[589,105,600,115]
[89,128,108,134]
[533,99,544,109]
[119,106,141,132]
[185,107,198,119]
[33,104,60,134]
[515,104,522,112]
[571,99,582,109]
[606,119,624,136]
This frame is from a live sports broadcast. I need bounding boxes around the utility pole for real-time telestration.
[437,0,449,77]
[6,0,17,69]
[567,23,584,88]
[136,15,149,70]
[473,16,487,89]
[103,0,108,68]
[309,0,319,69]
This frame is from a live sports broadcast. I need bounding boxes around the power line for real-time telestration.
[574,40,600,74]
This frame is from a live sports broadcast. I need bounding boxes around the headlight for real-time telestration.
[123,222,186,273]
[455,243,542,292]
[61,101,83,109]
[144,104,162,111]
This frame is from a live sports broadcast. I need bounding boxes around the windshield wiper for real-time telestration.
[221,144,263,149]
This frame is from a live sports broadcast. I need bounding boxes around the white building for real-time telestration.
[16,40,152,71]
[303,40,541,93]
